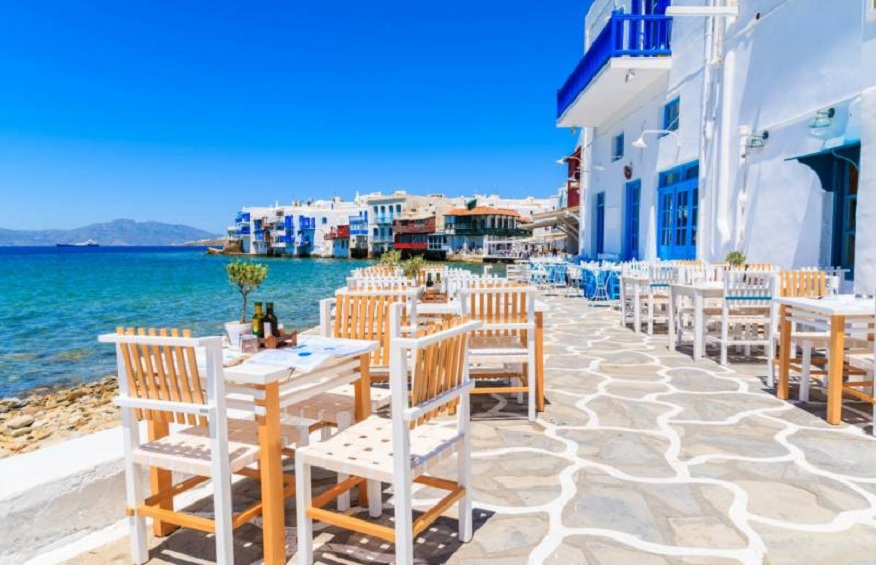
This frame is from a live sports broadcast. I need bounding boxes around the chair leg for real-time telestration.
[125,460,149,565]
[335,411,353,512]
[393,477,414,565]
[367,480,383,518]
[800,341,812,403]
[720,322,729,366]
[212,472,235,565]
[648,298,654,336]
[458,392,473,543]
[296,457,314,565]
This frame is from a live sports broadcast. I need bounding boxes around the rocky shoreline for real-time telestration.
[0,376,120,459]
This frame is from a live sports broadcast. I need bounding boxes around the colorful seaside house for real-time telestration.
[558,0,876,292]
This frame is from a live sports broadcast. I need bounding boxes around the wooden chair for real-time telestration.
[295,312,480,564]
[705,271,777,366]
[99,328,302,565]
[768,270,829,392]
[460,284,537,421]
[644,264,677,335]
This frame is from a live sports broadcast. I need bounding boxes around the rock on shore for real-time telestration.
[0,377,120,459]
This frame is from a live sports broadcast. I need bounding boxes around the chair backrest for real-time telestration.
[388,308,481,428]
[723,270,776,310]
[321,289,418,368]
[459,285,535,333]
[347,276,414,290]
[743,263,779,272]
[649,264,677,286]
[778,270,827,298]
[99,328,224,427]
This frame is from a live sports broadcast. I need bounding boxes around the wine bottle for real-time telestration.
[252,302,265,338]
[265,302,280,337]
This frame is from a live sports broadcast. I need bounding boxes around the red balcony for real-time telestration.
[393,242,428,250]
[393,217,436,235]
[326,225,350,240]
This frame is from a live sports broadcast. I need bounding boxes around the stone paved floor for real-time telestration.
[74,296,876,564]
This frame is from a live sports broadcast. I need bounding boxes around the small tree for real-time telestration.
[225,260,268,323]
[725,250,746,268]
[380,249,401,267]
[402,256,426,279]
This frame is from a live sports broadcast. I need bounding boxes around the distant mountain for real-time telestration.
[0,219,221,246]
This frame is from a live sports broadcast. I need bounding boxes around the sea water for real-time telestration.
[0,247,378,396]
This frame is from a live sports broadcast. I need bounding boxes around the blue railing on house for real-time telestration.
[299,217,316,230]
[235,212,251,224]
[349,218,369,236]
[376,213,395,225]
[239,226,251,235]
[557,11,672,119]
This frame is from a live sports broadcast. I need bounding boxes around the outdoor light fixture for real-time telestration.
[809,108,835,129]
[632,129,681,149]
[594,163,607,171]
[746,130,769,149]
[625,70,636,83]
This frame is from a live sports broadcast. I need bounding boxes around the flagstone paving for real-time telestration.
[72,296,876,564]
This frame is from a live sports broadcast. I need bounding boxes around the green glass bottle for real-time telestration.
[252,302,265,338]
[265,302,280,337]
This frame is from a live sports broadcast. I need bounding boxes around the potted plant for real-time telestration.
[402,255,426,279]
[725,249,746,269]
[224,260,268,348]
[380,249,401,268]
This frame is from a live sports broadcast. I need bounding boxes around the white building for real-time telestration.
[558,0,876,291]
[229,198,366,257]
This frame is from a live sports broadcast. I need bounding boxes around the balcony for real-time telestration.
[557,11,672,128]
[375,214,395,225]
[394,217,436,235]
[393,242,428,250]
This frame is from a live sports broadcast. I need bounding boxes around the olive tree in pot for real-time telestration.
[725,250,746,269]
[225,260,268,349]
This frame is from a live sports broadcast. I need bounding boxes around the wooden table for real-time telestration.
[668,282,724,360]
[211,337,378,565]
[776,296,875,425]
[418,299,547,412]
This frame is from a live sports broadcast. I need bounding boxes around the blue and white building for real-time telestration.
[559,0,876,291]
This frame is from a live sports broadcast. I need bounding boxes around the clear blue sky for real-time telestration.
[0,1,588,233]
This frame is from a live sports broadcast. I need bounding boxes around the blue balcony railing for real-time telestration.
[299,217,316,230]
[557,11,672,119]
[239,226,251,235]
[375,214,395,225]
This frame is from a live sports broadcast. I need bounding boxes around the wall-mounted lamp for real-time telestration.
[746,130,769,149]
[632,129,681,149]
[625,70,636,83]
[594,163,607,171]
[809,108,835,129]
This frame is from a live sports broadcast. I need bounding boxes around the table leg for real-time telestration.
[777,305,792,400]
[693,293,704,361]
[257,382,286,565]
[147,419,177,537]
[826,315,846,425]
[355,354,372,507]
[536,311,545,412]
[668,290,677,352]
[633,285,641,333]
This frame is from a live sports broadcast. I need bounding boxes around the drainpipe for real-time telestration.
[697,0,716,260]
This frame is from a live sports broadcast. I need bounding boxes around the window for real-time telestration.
[373,206,378,214]
[663,97,680,132]
[321,217,327,225]
[373,227,378,236]
[612,133,625,161]
[396,204,402,214]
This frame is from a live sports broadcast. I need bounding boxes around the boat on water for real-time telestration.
[56,239,99,247]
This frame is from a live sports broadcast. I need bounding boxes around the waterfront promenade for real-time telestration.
[71,295,876,564]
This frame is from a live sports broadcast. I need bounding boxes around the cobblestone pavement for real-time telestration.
[75,296,876,564]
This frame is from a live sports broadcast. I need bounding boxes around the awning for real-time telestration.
[788,143,860,191]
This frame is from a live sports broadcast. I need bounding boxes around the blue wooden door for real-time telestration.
[624,180,641,260]
[657,162,699,260]
[595,192,605,255]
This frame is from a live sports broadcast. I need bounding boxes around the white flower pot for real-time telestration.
[225,322,252,351]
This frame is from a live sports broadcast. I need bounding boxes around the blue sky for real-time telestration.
[0,1,587,233]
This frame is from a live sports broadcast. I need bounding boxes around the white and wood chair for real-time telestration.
[644,264,677,335]
[99,328,303,565]
[295,312,480,564]
[460,284,537,421]
[706,271,777,366]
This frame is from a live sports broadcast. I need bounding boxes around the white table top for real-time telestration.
[222,335,378,386]
[670,282,724,294]
[777,295,876,317]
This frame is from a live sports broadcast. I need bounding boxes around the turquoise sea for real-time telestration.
[0,247,379,397]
